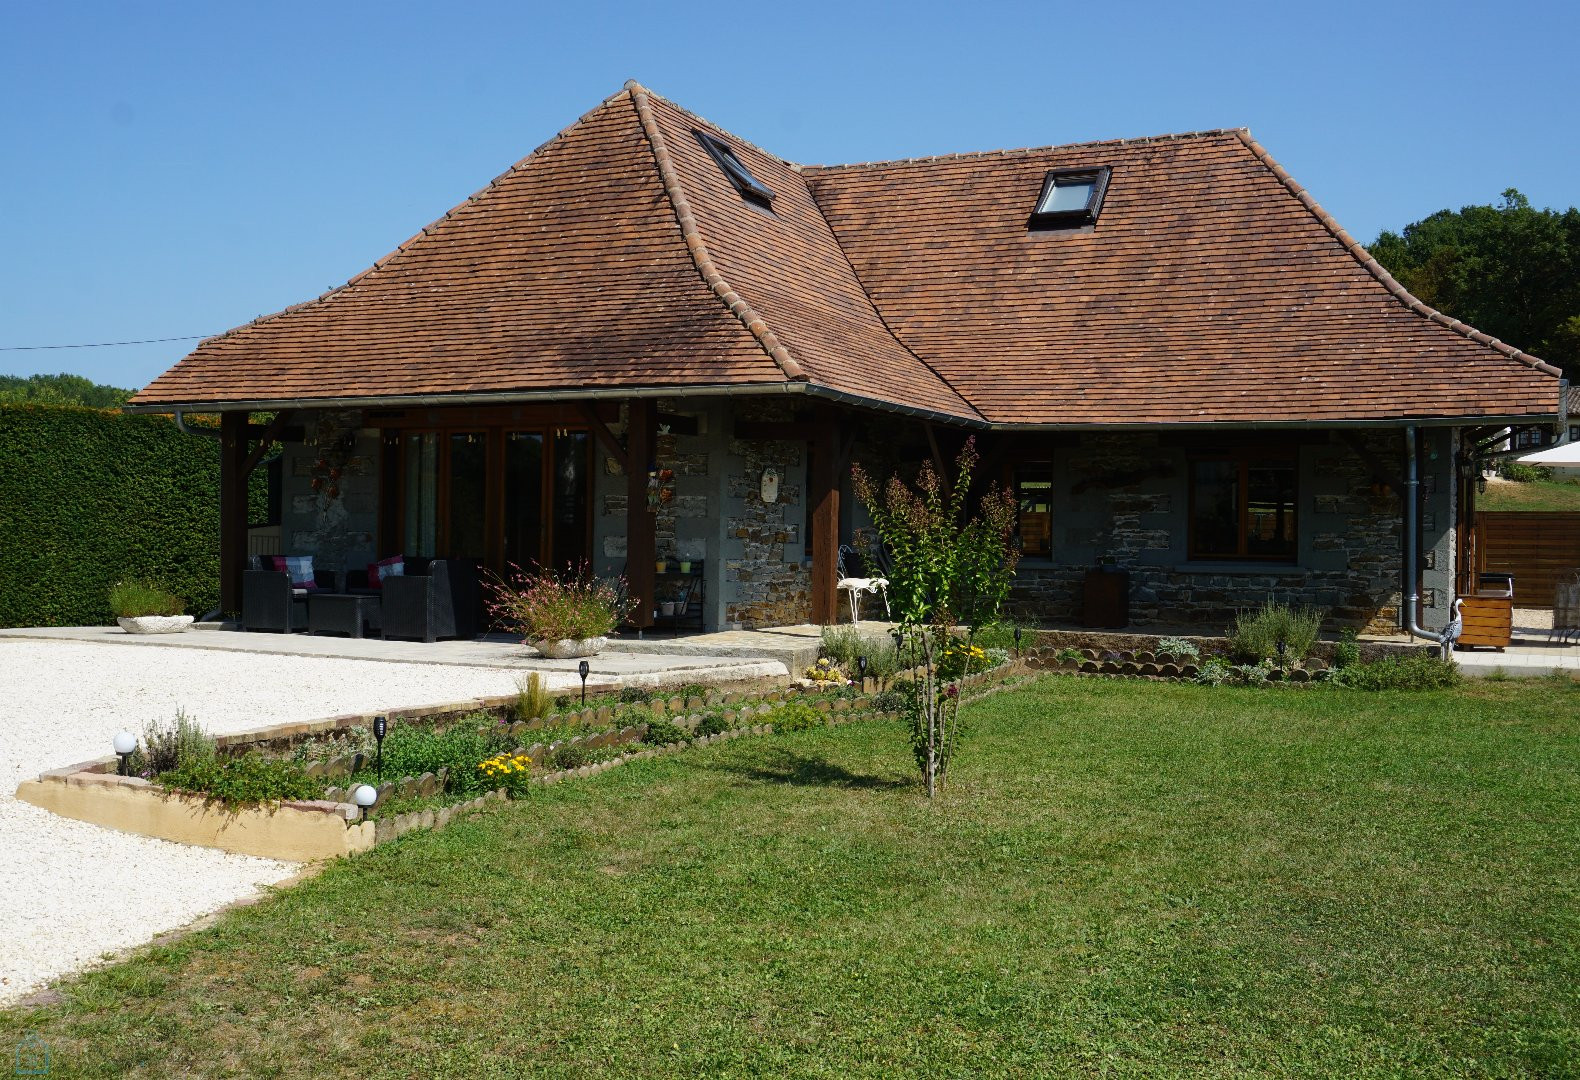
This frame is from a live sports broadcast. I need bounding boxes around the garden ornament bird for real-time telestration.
[1440,597,1464,660]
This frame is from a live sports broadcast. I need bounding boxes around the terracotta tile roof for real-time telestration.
[133,84,1560,427]
[803,129,1559,425]
[133,90,787,409]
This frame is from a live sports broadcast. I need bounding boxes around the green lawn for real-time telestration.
[6,677,1579,1078]
[1479,475,1580,511]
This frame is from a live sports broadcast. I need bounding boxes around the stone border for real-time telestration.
[17,659,1032,861]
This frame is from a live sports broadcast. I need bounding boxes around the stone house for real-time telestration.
[127,82,1565,635]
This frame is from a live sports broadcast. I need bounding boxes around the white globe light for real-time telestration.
[112,731,138,756]
[351,784,378,808]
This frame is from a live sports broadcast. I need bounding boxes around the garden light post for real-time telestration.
[372,715,387,783]
[113,731,137,777]
[1013,625,1022,657]
[857,655,868,690]
[578,659,590,705]
[351,784,377,821]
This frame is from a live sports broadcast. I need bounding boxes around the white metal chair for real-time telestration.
[836,544,890,624]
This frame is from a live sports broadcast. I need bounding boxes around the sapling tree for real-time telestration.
[851,437,1019,797]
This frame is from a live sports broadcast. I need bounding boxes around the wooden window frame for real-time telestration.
[1187,449,1298,562]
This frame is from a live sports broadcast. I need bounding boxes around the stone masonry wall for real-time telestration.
[720,399,810,629]
[1004,429,1456,635]
[278,413,380,579]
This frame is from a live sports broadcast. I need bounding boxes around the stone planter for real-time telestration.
[532,636,607,659]
[117,615,194,634]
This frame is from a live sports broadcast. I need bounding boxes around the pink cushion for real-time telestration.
[366,556,404,590]
[273,555,317,590]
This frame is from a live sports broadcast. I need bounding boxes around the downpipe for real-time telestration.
[173,409,221,439]
[1403,424,1445,646]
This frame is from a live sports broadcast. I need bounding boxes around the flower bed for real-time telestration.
[15,668,1061,861]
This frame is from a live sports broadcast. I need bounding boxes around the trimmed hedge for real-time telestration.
[0,405,224,626]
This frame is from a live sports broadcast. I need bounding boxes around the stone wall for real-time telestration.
[718,399,810,629]
[277,412,381,579]
[1004,428,1457,635]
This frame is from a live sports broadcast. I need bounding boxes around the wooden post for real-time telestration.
[810,405,839,626]
[219,411,249,615]
[625,400,657,630]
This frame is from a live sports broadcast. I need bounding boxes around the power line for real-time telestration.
[0,333,215,352]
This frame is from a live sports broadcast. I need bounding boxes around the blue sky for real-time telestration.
[3,0,1576,390]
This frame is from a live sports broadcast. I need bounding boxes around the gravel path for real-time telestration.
[0,639,534,1007]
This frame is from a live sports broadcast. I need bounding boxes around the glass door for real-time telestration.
[503,431,545,570]
[549,431,590,571]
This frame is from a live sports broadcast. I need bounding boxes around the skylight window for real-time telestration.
[695,130,774,208]
[1029,166,1111,229]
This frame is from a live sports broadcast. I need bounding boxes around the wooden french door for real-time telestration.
[390,427,590,574]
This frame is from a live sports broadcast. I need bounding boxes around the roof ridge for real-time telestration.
[626,82,807,381]
[802,127,1249,174]
[190,86,641,352]
[1232,130,1561,378]
[623,80,803,173]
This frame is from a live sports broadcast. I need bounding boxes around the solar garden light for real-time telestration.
[112,731,137,777]
[1013,625,1023,656]
[578,659,591,705]
[1275,639,1287,664]
[891,628,904,654]
[351,784,377,820]
[372,715,387,783]
[857,655,869,689]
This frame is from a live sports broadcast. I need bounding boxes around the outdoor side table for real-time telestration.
[307,593,376,638]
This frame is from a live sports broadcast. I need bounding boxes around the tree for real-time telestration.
[852,437,1019,797]
[1368,190,1580,381]
[0,372,134,408]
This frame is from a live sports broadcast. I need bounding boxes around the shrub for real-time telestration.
[513,671,552,722]
[372,720,512,796]
[618,686,653,705]
[1156,636,1200,661]
[678,683,710,701]
[870,687,910,713]
[1229,598,1323,663]
[1332,652,1462,691]
[1194,659,1235,687]
[549,744,591,770]
[764,700,826,732]
[107,579,185,618]
[0,404,242,626]
[1497,460,1552,483]
[1332,627,1361,669]
[488,562,632,644]
[695,713,732,737]
[820,627,903,685]
[972,621,1027,652]
[138,709,215,776]
[157,754,319,809]
[642,717,688,746]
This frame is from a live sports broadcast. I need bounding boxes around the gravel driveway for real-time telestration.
[0,638,533,1006]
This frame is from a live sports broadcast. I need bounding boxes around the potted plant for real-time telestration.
[109,579,192,634]
[488,563,633,659]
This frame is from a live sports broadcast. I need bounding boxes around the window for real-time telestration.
[1512,426,1552,450]
[1029,166,1111,229]
[1015,463,1053,558]
[695,130,774,207]
[1188,451,1297,561]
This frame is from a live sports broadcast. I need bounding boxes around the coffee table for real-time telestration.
[307,593,377,638]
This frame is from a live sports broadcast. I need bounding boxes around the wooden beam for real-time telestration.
[810,405,839,626]
[219,412,249,615]
[578,403,629,474]
[625,400,657,630]
[241,410,292,476]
